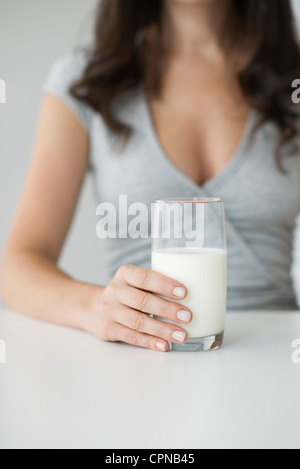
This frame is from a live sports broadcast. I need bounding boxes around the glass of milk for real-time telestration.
[151,198,227,352]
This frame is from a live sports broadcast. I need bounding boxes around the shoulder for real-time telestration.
[44,47,92,90]
[43,48,94,133]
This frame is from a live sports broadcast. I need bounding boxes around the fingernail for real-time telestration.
[177,310,191,323]
[156,341,167,351]
[173,287,186,299]
[172,331,186,343]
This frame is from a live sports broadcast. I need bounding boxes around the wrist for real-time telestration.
[76,283,105,333]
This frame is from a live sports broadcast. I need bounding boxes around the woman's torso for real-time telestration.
[44,50,300,310]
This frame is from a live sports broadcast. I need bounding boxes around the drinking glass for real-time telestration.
[151,198,227,352]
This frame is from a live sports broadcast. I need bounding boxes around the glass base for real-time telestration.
[170,332,224,352]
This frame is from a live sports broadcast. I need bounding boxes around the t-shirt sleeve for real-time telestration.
[42,50,93,133]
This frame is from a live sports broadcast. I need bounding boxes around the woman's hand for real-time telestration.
[85,265,192,352]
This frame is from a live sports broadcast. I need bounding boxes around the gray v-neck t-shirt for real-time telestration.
[43,50,300,311]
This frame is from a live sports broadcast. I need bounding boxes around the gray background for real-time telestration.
[0,0,300,308]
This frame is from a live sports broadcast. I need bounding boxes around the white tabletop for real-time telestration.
[0,309,299,449]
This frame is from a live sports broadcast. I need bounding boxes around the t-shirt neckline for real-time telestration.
[140,88,258,193]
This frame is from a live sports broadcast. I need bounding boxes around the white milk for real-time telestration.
[152,248,227,338]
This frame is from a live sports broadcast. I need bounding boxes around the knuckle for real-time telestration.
[157,321,173,340]
[126,331,140,347]
[129,313,145,332]
[159,299,170,317]
[134,291,149,311]
[136,268,151,288]
[118,264,130,279]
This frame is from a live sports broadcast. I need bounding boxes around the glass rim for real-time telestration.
[153,197,224,204]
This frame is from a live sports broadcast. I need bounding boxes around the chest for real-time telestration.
[91,101,300,230]
[149,57,250,186]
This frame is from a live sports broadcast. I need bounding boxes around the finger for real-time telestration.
[109,323,170,352]
[116,285,192,324]
[112,305,188,345]
[118,265,187,300]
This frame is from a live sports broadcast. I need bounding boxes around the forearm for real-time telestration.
[0,249,104,331]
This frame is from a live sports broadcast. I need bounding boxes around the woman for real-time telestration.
[1,0,300,352]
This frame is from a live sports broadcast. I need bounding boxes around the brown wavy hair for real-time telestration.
[70,0,300,168]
